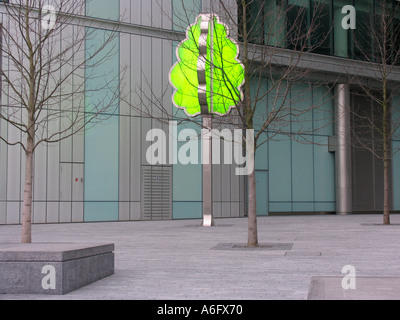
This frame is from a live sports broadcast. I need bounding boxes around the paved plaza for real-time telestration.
[1,214,400,300]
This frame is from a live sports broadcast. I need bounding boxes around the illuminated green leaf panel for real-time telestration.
[170,14,245,117]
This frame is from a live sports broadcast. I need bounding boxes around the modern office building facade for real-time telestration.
[0,0,399,225]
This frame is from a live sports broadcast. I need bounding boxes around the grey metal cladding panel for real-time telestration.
[131,0,142,25]
[230,162,240,201]
[162,0,172,30]
[224,0,238,32]
[6,136,21,202]
[59,202,72,223]
[152,38,163,119]
[6,202,20,225]
[213,201,222,219]
[33,202,46,224]
[72,202,84,223]
[59,163,72,202]
[60,25,74,111]
[120,32,131,117]
[131,34,142,117]
[152,120,168,165]
[141,117,153,165]
[0,141,7,201]
[142,166,172,220]
[46,135,60,200]
[60,135,73,163]
[0,148,8,192]
[213,0,238,36]
[0,202,6,225]
[5,109,22,204]
[141,0,152,27]
[72,132,84,164]
[120,116,131,202]
[141,37,152,118]
[240,175,247,217]
[46,202,59,224]
[221,202,231,218]
[71,28,85,159]
[33,144,47,202]
[130,202,141,221]
[202,0,212,11]
[152,0,163,29]
[19,149,26,202]
[72,164,84,202]
[73,0,86,16]
[119,202,130,221]
[231,201,240,218]
[221,164,231,202]
[130,117,141,202]
[162,39,173,116]
[212,163,222,202]
[120,0,131,23]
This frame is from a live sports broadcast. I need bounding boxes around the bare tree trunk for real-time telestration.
[22,118,35,244]
[383,94,390,225]
[247,152,258,247]
[239,0,258,247]
[383,80,391,225]
[21,5,36,243]
[245,101,258,247]
[383,156,390,225]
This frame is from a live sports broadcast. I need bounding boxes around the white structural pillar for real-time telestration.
[335,84,352,215]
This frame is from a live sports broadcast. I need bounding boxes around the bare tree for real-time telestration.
[130,0,334,247]
[0,0,121,243]
[346,0,400,225]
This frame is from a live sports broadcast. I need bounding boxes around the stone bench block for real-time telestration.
[0,243,114,295]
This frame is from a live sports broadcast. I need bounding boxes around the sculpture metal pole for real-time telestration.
[169,13,245,227]
[202,115,214,227]
[198,15,214,226]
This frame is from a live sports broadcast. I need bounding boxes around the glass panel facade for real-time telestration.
[240,0,400,62]
[333,0,349,57]
[265,0,287,47]
[392,95,400,211]
[378,0,400,65]
[352,0,374,61]
[253,81,336,213]
[393,15,400,65]
[248,0,266,44]
[287,0,310,50]
[311,0,332,55]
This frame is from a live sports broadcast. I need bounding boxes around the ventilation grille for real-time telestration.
[142,166,172,220]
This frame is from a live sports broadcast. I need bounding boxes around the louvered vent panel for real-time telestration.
[142,166,172,220]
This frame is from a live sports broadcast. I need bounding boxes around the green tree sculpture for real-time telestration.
[170,14,245,117]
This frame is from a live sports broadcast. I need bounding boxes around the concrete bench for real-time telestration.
[0,243,114,295]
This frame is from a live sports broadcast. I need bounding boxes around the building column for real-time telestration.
[335,84,352,215]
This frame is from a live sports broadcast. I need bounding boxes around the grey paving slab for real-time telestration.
[0,214,399,300]
[308,276,400,300]
[210,243,293,251]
